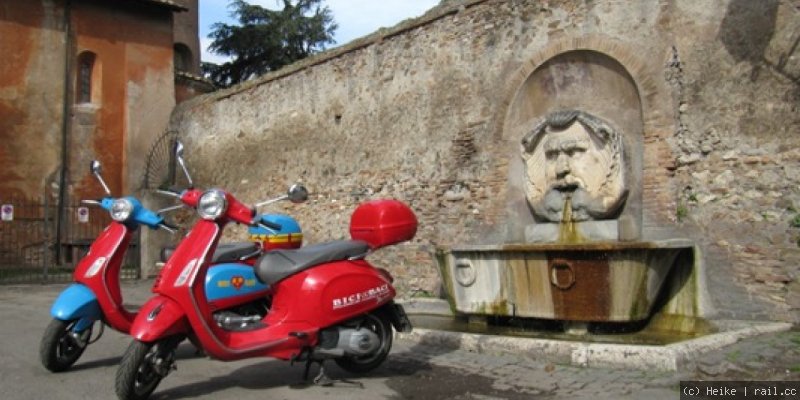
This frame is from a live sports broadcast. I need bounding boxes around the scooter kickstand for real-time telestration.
[311,361,364,389]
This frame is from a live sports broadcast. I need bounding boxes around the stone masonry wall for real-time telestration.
[169,0,800,322]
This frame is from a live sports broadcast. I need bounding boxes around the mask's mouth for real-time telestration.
[553,181,579,192]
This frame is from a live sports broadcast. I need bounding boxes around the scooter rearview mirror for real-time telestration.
[254,183,308,208]
[287,183,308,204]
[173,140,194,188]
[90,160,111,196]
[90,160,102,175]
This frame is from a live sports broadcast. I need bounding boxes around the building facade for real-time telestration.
[0,0,209,269]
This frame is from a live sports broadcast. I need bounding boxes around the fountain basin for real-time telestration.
[437,240,694,322]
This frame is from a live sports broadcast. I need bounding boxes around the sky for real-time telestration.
[199,0,441,64]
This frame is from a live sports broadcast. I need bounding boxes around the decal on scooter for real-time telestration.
[84,256,107,278]
[231,276,244,290]
[147,303,163,321]
[332,284,390,310]
[175,259,198,287]
[216,278,257,289]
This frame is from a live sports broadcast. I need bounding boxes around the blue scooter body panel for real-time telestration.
[205,263,269,301]
[50,283,101,331]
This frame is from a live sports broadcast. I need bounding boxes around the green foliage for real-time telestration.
[676,203,689,222]
[790,214,800,228]
[790,333,800,345]
[203,0,337,87]
[725,349,741,362]
[409,289,436,298]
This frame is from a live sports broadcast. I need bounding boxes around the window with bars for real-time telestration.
[77,52,96,103]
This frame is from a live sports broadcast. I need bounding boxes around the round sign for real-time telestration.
[77,207,89,223]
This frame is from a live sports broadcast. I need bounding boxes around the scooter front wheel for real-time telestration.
[39,318,90,372]
[115,338,179,400]
[334,312,393,373]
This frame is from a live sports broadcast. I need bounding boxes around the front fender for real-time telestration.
[50,284,101,331]
[130,296,189,342]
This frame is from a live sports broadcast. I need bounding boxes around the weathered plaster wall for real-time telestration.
[73,1,176,196]
[0,1,64,199]
[0,0,176,201]
[170,0,800,322]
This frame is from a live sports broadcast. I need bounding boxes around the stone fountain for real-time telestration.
[437,50,715,333]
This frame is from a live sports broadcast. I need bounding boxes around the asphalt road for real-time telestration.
[0,282,536,400]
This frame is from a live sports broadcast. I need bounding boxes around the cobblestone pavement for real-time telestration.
[0,282,796,399]
[386,328,799,399]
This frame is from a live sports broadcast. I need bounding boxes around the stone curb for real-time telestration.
[396,299,793,371]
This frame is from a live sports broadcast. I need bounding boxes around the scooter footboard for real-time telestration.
[50,283,101,332]
[130,296,190,342]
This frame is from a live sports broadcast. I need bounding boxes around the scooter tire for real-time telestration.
[39,318,88,372]
[334,312,393,374]
[115,340,169,400]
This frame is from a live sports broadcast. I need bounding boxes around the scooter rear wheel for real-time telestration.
[39,318,89,372]
[334,312,393,373]
[115,338,178,400]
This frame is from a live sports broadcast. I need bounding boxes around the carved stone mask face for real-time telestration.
[520,110,626,222]
[543,122,612,195]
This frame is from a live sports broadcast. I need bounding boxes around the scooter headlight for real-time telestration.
[197,189,228,220]
[110,198,134,222]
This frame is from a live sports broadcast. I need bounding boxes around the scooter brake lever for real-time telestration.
[253,218,282,231]
[157,204,185,214]
[155,189,181,199]
[257,222,279,233]
[81,199,102,206]
[159,222,178,233]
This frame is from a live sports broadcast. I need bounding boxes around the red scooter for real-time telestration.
[114,153,415,400]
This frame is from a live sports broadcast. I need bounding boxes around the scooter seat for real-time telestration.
[160,242,260,264]
[255,240,369,285]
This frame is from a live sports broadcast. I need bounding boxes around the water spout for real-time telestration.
[558,194,582,243]
[561,194,573,223]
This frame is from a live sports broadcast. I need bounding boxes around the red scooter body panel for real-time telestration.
[158,258,395,362]
[152,220,222,294]
[73,222,135,332]
[265,259,395,328]
[129,295,190,342]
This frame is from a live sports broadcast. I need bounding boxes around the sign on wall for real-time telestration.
[1,204,13,222]
[77,207,89,223]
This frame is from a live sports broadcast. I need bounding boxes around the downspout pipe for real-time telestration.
[55,0,72,264]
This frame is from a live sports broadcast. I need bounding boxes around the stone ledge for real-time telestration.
[396,298,793,372]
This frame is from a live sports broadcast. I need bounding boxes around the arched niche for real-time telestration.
[503,50,644,240]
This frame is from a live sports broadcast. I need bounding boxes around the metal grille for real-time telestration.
[0,196,140,284]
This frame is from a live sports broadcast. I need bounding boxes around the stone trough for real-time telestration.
[437,239,694,323]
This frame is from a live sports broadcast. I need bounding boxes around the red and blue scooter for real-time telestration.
[40,160,174,372]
